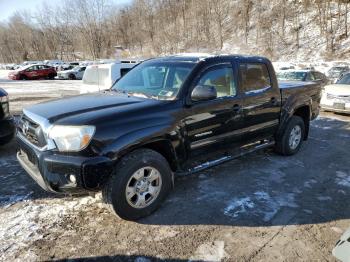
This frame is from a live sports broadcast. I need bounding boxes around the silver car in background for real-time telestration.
[321,73,350,114]
[57,66,86,80]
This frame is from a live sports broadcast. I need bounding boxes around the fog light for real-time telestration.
[69,174,76,183]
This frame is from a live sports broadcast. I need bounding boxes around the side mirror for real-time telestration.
[191,85,217,102]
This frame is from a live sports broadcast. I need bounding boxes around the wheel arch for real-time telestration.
[278,100,311,141]
[293,105,311,140]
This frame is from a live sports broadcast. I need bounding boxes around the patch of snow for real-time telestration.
[335,171,350,187]
[224,197,255,218]
[190,240,227,262]
[153,227,179,241]
[317,196,332,201]
[304,179,317,188]
[135,257,152,262]
[224,191,298,222]
[303,209,313,214]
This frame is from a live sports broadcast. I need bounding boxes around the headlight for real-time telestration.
[0,95,8,103]
[48,125,95,152]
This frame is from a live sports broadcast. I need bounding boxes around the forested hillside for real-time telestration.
[1,0,350,62]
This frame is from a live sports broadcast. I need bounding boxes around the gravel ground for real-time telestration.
[0,73,350,261]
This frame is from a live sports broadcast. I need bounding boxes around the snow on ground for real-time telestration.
[0,70,103,97]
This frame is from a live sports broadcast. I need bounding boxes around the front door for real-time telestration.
[184,63,245,158]
[26,65,39,79]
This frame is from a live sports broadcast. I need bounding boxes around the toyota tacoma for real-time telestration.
[16,54,321,220]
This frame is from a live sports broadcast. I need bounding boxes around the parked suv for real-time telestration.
[0,88,15,145]
[8,64,57,80]
[16,54,321,220]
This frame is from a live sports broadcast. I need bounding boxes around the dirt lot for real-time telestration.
[0,74,350,261]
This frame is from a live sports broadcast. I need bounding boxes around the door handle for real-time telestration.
[232,104,241,113]
[270,97,278,105]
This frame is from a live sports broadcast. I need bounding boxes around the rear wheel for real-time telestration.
[48,73,55,80]
[275,116,305,156]
[102,148,172,220]
[68,74,76,80]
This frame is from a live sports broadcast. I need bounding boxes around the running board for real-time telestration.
[176,140,275,176]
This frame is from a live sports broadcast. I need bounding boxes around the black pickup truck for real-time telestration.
[16,54,321,220]
[0,88,15,145]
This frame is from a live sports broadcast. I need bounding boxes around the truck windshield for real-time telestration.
[111,61,194,100]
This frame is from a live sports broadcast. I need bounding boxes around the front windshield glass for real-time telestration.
[277,71,306,81]
[111,61,195,100]
[336,74,350,85]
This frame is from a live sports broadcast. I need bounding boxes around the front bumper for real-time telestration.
[0,117,15,142]
[321,105,350,114]
[57,74,69,79]
[8,75,18,80]
[16,134,114,194]
[320,95,350,114]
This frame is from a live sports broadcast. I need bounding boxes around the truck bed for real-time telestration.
[278,80,322,120]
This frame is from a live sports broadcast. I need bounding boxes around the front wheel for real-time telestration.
[275,116,305,156]
[103,148,172,220]
[68,74,76,80]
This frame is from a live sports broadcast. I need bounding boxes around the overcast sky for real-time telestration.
[0,0,131,22]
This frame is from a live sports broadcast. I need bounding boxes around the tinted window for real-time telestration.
[198,67,236,98]
[120,68,131,77]
[239,63,271,93]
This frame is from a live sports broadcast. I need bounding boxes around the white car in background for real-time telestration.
[57,66,86,80]
[321,72,350,114]
[81,59,141,93]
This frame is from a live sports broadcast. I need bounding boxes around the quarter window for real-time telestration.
[198,67,236,98]
[239,63,271,93]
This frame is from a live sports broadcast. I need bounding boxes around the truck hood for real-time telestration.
[324,84,350,95]
[24,92,152,123]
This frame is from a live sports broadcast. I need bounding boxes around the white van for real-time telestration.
[81,60,141,93]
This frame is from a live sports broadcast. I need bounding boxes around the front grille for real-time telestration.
[327,93,350,103]
[18,115,47,148]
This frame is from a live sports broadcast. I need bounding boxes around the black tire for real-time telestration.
[102,148,172,220]
[48,73,55,80]
[0,133,14,146]
[275,116,305,156]
[19,75,28,80]
[68,74,76,80]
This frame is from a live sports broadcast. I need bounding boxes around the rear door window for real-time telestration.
[239,63,271,94]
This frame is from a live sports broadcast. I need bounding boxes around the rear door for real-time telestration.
[184,62,245,157]
[37,65,47,78]
[239,62,281,141]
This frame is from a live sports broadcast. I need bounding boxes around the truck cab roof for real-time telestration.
[150,53,271,64]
